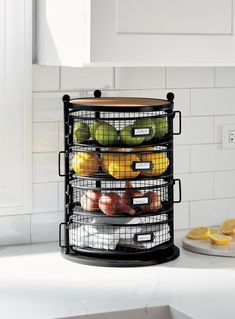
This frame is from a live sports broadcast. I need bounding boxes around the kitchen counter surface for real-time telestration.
[1,230,235,319]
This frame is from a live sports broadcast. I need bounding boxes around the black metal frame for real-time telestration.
[59,91,182,266]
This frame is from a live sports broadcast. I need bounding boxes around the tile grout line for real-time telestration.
[59,66,61,91]
[113,67,116,89]
[188,201,191,229]
[212,171,215,200]
[212,115,215,143]
[57,121,60,153]
[213,65,216,87]
[29,213,32,244]
[189,88,192,116]
[164,67,167,89]
[32,86,235,94]
[188,143,192,173]
[57,182,60,214]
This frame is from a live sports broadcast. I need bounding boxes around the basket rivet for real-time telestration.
[62,94,71,103]
[94,90,102,98]
[166,92,174,102]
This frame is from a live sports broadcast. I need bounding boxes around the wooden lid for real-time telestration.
[70,97,170,107]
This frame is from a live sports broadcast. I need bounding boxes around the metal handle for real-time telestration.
[59,222,67,248]
[173,111,182,135]
[174,179,182,203]
[58,151,66,177]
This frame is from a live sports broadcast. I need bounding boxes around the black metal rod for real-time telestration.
[94,90,102,189]
[62,94,71,254]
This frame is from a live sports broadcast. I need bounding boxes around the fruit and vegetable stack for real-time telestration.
[59,93,182,266]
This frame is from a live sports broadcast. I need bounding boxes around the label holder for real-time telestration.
[131,161,153,171]
[132,127,152,137]
[131,196,150,206]
[134,232,154,243]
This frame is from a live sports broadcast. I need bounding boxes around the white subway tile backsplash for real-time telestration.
[33,91,84,123]
[191,144,235,172]
[174,202,189,230]
[166,67,214,88]
[214,115,235,143]
[33,92,63,122]
[33,122,58,152]
[33,65,59,92]
[33,153,60,183]
[215,67,235,88]
[214,171,235,199]
[31,212,63,243]
[176,173,213,202]
[191,88,235,116]
[174,145,190,174]
[140,89,190,116]
[190,198,235,227]
[115,67,165,89]
[0,215,30,245]
[60,67,114,90]
[58,122,64,151]
[33,183,58,213]
[175,116,213,145]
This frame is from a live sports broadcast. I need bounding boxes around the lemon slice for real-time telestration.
[210,234,232,246]
[187,226,210,240]
[220,218,235,235]
[209,227,219,235]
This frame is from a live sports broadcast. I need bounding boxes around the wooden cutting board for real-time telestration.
[182,236,235,257]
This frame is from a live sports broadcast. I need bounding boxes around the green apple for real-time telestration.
[134,118,156,141]
[120,125,145,146]
[89,120,105,140]
[95,123,118,146]
[153,117,168,139]
[73,121,90,143]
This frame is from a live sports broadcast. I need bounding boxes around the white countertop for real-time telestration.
[1,230,235,319]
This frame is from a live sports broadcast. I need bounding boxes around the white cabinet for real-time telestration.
[0,0,32,215]
[37,0,235,66]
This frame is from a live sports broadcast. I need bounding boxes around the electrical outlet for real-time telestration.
[222,124,235,148]
[229,130,235,143]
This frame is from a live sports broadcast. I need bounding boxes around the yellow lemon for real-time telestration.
[187,226,210,240]
[108,154,140,179]
[210,234,232,246]
[220,218,235,235]
[140,152,169,177]
[72,152,99,177]
[102,148,125,172]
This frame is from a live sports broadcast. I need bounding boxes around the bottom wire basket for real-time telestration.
[69,211,173,254]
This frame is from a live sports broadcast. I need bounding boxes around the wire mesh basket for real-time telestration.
[71,178,175,216]
[59,92,182,267]
[71,110,173,147]
[69,144,173,180]
[69,211,173,254]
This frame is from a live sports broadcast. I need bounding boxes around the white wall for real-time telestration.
[2,65,235,245]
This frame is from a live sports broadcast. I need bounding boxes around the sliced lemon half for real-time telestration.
[187,226,210,240]
[220,218,235,235]
[209,227,220,235]
[210,234,232,246]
